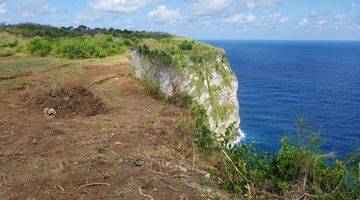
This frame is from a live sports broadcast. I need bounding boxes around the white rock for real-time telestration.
[48,108,56,115]
[205,172,210,179]
[43,107,49,114]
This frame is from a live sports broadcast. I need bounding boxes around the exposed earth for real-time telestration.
[0,55,228,200]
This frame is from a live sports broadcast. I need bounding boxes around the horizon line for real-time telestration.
[193,38,360,42]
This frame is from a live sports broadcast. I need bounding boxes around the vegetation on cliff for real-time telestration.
[135,37,238,133]
[187,103,360,199]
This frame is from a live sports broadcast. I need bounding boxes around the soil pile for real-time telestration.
[22,86,106,118]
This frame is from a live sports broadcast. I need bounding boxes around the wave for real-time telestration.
[228,128,246,148]
[236,128,246,142]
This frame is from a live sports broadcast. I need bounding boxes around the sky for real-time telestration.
[0,0,360,40]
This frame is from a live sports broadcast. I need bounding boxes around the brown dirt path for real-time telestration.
[0,62,222,199]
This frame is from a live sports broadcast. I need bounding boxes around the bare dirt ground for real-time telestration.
[0,56,226,200]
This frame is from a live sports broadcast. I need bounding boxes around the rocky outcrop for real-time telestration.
[131,43,240,138]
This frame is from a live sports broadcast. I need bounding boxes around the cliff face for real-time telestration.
[131,40,240,138]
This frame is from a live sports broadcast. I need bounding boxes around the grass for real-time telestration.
[0,77,29,90]
[0,56,72,78]
[0,54,131,90]
[0,31,28,57]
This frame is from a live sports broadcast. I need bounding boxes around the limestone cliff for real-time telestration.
[131,39,240,138]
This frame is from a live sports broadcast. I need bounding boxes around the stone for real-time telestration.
[48,108,56,115]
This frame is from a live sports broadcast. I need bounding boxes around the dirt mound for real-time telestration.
[22,86,106,118]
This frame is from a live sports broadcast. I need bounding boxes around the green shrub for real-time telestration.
[0,32,25,56]
[55,35,125,59]
[56,38,100,59]
[137,44,173,67]
[0,32,18,48]
[0,47,17,57]
[179,40,193,51]
[27,39,52,56]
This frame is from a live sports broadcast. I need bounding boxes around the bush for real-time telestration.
[0,47,17,57]
[56,38,100,59]
[0,32,19,48]
[55,35,125,59]
[0,32,25,56]
[137,44,173,67]
[27,39,52,56]
[179,41,193,51]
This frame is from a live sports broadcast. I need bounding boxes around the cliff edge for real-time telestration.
[131,38,240,138]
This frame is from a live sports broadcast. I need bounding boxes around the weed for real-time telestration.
[167,92,193,108]
[141,79,164,100]
[197,177,208,186]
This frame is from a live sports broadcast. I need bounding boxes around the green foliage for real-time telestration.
[0,31,27,56]
[1,23,172,39]
[0,32,18,48]
[191,115,360,199]
[26,35,126,59]
[179,40,193,51]
[191,102,234,153]
[56,37,104,59]
[0,47,17,57]
[1,23,173,59]
[141,79,164,100]
[27,38,52,56]
[211,104,235,122]
[137,44,173,67]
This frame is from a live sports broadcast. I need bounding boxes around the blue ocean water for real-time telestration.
[204,40,360,158]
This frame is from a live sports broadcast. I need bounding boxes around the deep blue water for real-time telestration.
[204,40,360,158]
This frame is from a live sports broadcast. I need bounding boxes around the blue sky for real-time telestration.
[0,0,359,40]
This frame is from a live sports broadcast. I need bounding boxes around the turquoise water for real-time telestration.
[204,40,360,158]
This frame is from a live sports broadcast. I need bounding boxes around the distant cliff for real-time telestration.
[131,38,240,138]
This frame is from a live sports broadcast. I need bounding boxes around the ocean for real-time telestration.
[204,40,360,158]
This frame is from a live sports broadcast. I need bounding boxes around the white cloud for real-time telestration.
[315,19,327,25]
[0,3,6,14]
[350,3,360,10]
[262,12,289,23]
[224,11,289,26]
[335,13,346,21]
[190,0,233,15]
[243,0,286,9]
[91,0,153,12]
[299,18,308,26]
[149,5,184,24]
[17,0,56,19]
[224,13,256,23]
[75,13,102,24]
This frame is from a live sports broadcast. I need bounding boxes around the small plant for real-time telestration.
[168,92,193,108]
[179,40,193,51]
[141,79,163,100]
